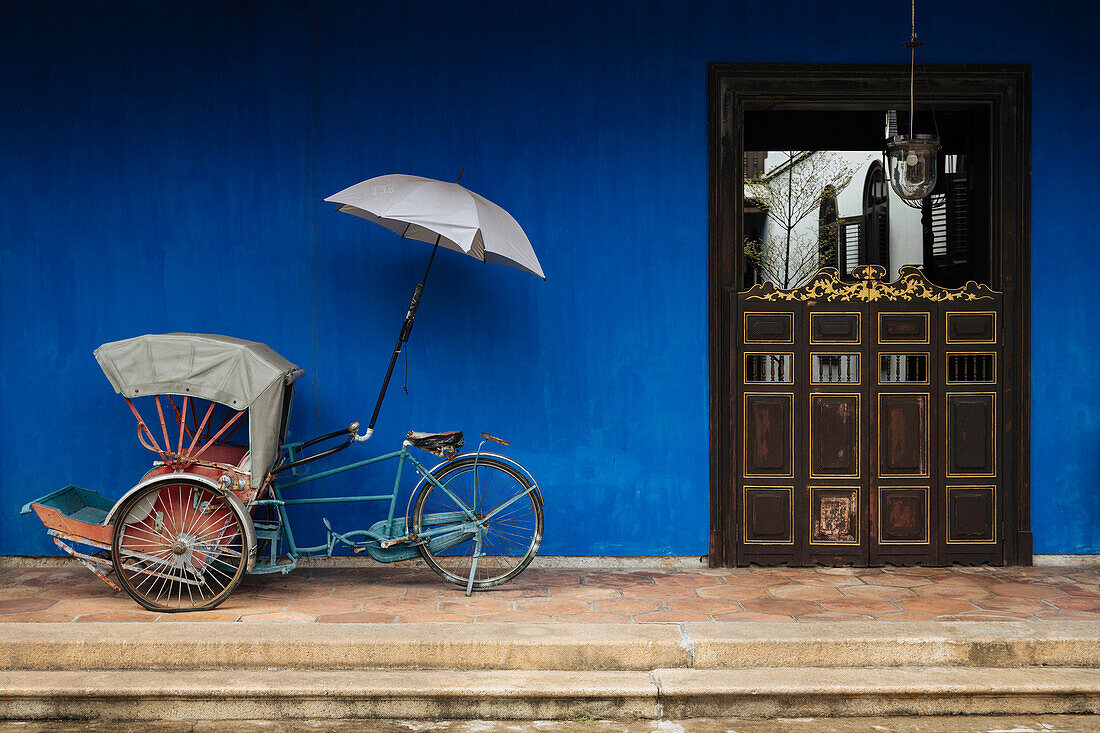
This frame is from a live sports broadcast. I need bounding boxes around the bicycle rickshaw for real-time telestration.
[21,174,546,612]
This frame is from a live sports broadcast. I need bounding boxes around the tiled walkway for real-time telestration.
[1,564,1099,623]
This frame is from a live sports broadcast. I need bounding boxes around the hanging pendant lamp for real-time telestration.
[886,0,940,201]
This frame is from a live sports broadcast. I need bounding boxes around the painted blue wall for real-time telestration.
[1,1,1098,556]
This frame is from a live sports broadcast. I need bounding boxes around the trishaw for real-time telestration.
[23,333,544,612]
[22,173,547,612]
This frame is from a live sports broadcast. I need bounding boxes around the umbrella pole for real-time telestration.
[365,238,441,436]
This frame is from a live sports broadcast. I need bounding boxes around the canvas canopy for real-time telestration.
[94,334,302,484]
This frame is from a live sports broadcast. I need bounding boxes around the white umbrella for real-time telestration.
[323,172,543,438]
[325,174,544,279]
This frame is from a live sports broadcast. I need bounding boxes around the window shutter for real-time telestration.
[922,162,969,280]
[946,170,969,263]
[744,151,766,181]
[838,216,863,277]
[924,197,949,260]
[875,209,890,273]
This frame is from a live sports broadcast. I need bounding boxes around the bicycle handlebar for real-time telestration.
[273,422,360,475]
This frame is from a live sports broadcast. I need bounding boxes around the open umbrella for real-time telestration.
[325,174,544,279]
[324,172,543,438]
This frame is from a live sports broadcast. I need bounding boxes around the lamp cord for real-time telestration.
[905,0,940,142]
[909,0,917,139]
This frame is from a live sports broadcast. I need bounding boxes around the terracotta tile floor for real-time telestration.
[1,565,1099,623]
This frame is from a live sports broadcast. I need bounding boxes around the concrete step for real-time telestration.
[2,667,1099,720]
[5,622,1098,720]
[3,621,1100,671]
[0,622,683,671]
[657,667,1100,718]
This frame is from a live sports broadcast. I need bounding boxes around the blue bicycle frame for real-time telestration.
[246,436,540,595]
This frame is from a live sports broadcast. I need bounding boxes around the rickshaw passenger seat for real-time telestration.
[405,430,464,459]
[196,444,248,468]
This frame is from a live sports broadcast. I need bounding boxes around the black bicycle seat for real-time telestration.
[405,430,464,459]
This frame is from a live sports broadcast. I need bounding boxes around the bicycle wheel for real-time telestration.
[413,456,543,589]
[112,479,248,612]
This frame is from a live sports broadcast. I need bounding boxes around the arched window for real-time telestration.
[863,161,890,274]
[818,185,839,271]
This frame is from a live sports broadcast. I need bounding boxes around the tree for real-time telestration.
[744,151,859,288]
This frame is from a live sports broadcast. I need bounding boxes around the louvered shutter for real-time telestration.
[946,170,969,263]
[838,216,863,277]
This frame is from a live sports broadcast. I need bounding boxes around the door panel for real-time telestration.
[736,302,802,565]
[809,394,860,477]
[946,311,996,343]
[879,312,930,344]
[803,299,868,565]
[947,486,997,544]
[744,487,795,544]
[810,312,861,344]
[877,394,929,477]
[743,393,793,477]
[810,486,860,545]
[946,393,996,477]
[878,487,930,545]
[745,312,794,343]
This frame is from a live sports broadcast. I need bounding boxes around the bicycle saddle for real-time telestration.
[405,430,464,459]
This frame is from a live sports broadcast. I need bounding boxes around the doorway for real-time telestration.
[707,64,1031,567]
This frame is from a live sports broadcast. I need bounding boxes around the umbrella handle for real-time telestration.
[367,283,424,432]
[399,284,424,341]
[367,239,441,433]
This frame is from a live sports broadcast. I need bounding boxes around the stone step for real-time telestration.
[0,622,681,671]
[3,621,1100,671]
[657,667,1100,718]
[2,667,1099,720]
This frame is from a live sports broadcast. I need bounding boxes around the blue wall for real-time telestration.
[2,1,1098,556]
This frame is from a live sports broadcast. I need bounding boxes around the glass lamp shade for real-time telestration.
[886,134,941,200]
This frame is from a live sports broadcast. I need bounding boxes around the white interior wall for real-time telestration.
[756,151,924,285]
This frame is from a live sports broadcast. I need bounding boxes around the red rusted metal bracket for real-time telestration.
[49,531,121,592]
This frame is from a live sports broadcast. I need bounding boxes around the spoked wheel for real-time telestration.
[111,479,248,612]
[413,456,543,589]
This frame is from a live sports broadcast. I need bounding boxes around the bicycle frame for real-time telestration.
[247,439,518,576]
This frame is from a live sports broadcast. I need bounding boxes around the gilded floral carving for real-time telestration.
[743,265,997,303]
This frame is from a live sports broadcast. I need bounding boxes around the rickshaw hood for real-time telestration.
[94,333,302,485]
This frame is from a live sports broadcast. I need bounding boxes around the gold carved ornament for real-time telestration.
[743,265,998,303]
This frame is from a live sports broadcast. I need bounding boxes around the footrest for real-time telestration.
[252,520,282,541]
[21,485,116,545]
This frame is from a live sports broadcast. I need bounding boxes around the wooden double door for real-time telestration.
[735,266,1002,566]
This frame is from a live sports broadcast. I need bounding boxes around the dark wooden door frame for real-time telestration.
[707,63,1032,567]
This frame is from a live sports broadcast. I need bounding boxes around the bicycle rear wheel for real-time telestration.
[413,456,543,589]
